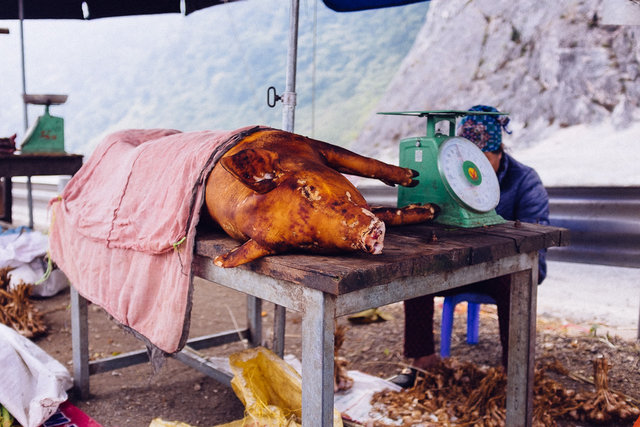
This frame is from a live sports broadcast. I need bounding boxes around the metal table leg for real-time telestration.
[273,304,286,357]
[246,295,262,347]
[301,289,335,427]
[26,176,33,229]
[1,176,12,223]
[505,253,538,427]
[70,287,90,399]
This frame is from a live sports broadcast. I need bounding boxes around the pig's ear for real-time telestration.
[220,148,281,194]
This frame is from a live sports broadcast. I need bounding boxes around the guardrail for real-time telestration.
[358,185,640,270]
[6,178,65,231]
[545,187,640,269]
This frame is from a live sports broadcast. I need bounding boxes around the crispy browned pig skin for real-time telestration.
[370,204,439,226]
[205,129,437,267]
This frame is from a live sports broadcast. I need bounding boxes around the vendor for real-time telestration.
[391,104,550,388]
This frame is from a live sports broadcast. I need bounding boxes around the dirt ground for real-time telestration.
[30,278,640,427]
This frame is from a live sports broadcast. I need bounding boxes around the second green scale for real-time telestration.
[380,110,507,228]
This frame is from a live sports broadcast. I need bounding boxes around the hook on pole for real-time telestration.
[267,86,281,108]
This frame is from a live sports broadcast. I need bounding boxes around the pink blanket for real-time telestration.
[49,126,260,353]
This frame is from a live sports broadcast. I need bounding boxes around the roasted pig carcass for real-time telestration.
[205,129,437,267]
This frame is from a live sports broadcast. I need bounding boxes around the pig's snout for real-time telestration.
[360,213,385,255]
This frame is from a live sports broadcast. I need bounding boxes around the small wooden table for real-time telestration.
[0,153,83,225]
[70,221,567,426]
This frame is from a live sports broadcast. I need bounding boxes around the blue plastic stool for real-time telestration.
[440,292,497,358]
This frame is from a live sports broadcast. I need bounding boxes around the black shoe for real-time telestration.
[389,367,417,388]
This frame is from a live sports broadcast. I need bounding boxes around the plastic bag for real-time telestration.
[0,323,72,427]
[149,419,196,427]
[219,347,342,427]
[0,229,48,269]
[0,228,69,297]
[7,258,69,297]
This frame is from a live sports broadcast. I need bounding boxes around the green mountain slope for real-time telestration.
[0,0,429,155]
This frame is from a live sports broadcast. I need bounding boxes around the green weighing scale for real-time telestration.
[380,110,507,228]
[20,94,68,154]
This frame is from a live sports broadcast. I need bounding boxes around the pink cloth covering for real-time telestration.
[49,127,258,353]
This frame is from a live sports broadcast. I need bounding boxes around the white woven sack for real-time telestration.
[0,323,72,427]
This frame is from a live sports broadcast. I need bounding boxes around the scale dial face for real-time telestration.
[437,136,500,213]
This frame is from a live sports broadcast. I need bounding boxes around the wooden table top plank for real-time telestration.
[195,221,568,295]
[448,225,545,256]
[0,153,84,176]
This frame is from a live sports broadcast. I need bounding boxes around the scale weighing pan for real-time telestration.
[380,110,507,228]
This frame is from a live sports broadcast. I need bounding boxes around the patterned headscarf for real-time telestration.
[457,105,511,152]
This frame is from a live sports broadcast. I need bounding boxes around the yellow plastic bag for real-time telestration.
[217,347,343,427]
[149,419,196,427]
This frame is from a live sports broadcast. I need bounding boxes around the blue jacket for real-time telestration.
[495,152,549,283]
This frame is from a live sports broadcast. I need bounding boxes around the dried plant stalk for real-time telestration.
[0,267,47,338]
[577,355,640,423]
[369,356,640,426]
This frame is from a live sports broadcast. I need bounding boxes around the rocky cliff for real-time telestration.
[351,0,640,164]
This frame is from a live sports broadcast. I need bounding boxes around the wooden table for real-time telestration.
[193,221,567,426]
[70,220,567,426]
[0,153,83,225]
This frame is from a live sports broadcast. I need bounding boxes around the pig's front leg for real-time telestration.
[313,140,419,187]
[214,239,275,268]
[371,203,439,226]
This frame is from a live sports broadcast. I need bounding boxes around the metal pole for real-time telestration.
[19,0,34,229]
[281,0,299,133]
[26,176,33,228]
[311,0,317,137]
[19,0,28,130]
[1,26,10,224]
[272,0,300,361]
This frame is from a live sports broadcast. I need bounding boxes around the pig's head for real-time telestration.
[218,147,387,257]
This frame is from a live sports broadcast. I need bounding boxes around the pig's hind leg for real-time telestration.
[371,203,439,226]
[314,140,419,187]
[214,239,275,268]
